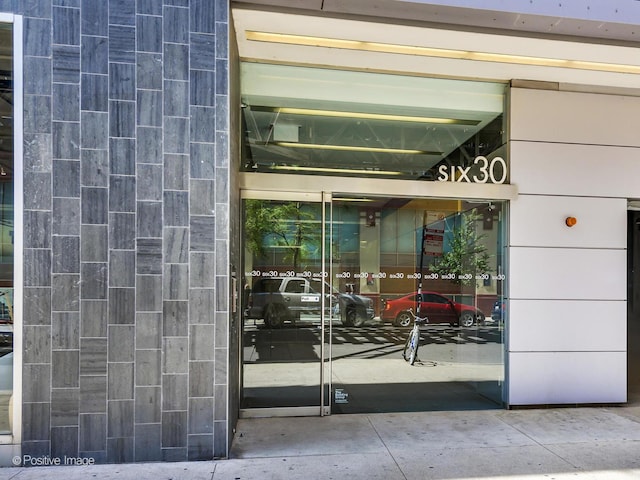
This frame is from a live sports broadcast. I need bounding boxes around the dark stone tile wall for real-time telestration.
[4,0,232,462]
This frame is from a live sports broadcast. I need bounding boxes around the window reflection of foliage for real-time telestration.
[244,200,320,270]
[430,210,489,286]
[0,184,11,227]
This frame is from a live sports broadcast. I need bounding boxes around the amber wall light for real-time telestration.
[565,217,577,227]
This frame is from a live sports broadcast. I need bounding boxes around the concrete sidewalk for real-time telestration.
[1,405,640,479]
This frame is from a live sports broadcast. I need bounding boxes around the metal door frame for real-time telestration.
[239,175,516,418]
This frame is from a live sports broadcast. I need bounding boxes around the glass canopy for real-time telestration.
[241,63,507,182]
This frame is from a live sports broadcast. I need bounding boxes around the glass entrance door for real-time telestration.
[240,191,507,415]
[328,196,506,413]
[240,192,332,414]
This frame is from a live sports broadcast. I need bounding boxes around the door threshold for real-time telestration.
[240,406,326,418]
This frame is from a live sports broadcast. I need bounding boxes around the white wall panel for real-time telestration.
[508,299,626,352]
[508,87,632,406]
[510,195,627,249]
[511,141,640,197]
[509,247,626,300]
[508,351,626,405]
[511,88,640,147]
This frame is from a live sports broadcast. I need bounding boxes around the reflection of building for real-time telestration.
[0,0,640,466]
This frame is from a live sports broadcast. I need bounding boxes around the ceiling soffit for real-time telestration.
[232,6,640,89]
[232,0,640,46]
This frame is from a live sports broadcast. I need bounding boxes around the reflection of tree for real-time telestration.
[430,211,489,286]
[244,200,319,270]
[0,183,12,227]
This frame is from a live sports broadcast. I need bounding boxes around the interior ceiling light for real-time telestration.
[272,141,441,155]
[332,197,376,202]
[252,106,479,126]
[272,165,404,175]
[246,31,640,75]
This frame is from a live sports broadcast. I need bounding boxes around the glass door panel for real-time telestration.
[241,196,330,411]
[329,196,506,413]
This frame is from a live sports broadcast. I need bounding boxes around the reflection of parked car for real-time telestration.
[0,326,11,347]
[0,315,12,356]
[381,292,485,327]
[245,277,375,328]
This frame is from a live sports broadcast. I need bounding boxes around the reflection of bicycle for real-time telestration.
[402,308,429,365]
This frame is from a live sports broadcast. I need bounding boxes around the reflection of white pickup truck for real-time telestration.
[0,324,11,352]
[0,314,11,355]
[245,277,375,328]
[0,296,11,352]
[0,302,12,352]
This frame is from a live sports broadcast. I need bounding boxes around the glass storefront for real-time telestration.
[239,63,508,415]
[240,195,506,413]
[0,23,13,434]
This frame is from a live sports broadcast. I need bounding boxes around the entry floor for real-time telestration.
[243,357,503,412]
[242,322,504,412]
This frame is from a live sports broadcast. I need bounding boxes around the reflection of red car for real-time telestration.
[381,292,485,327]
